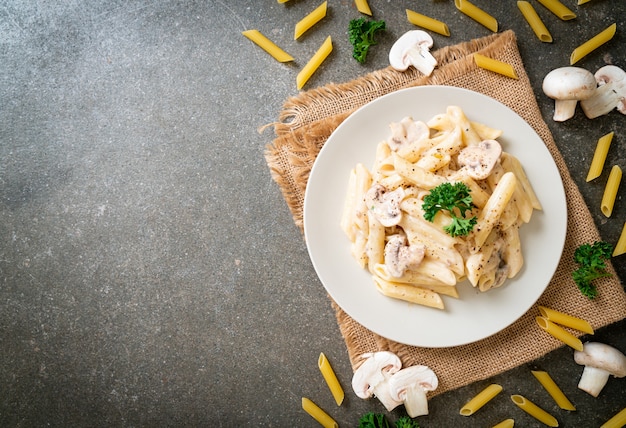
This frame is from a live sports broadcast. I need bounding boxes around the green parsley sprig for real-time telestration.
[348,18,386,63]
[572,241,614,299]
[359,412,419,428]
[422,182,477,237]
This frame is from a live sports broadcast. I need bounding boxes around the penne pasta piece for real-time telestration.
[366,211,385,273]
[448,106,482,145]
[511,395,558,427]
[297,36,333,90]
[500,153,542,210]
[601,407,626,428]
[242,30,294,63]
[278,0,291,3]
[587,132,614,182]
[536,316,584,351]
[474,54,518,79]
[536,0,576,20]
[454,0,498,32]
[601,165,622,217]
[302,397,338,428]
[470,121,503,140]
[460,384,503,416]
[393,153,447,189]
[570,23,617,65]
[294,1,328,40]
[373,264,459,296]
[373,276,445,309]
[538,305,594,334]
[578,0,592,3]
[531,370,576,411]
[318,353,344,406]
[454,175,491,208]
[406,9,451,37]
[492,419,515,428]
[501,225,524,278]
[517,1,553,43]
[472,172,517,248]
[614,222,626,257]
[340,169,358,240]
[376,257,459,286]
[416,126,463,171]
[355,0,372,16]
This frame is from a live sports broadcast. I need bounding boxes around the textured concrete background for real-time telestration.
[1,1,624,426]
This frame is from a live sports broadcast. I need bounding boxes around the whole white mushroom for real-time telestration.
[542,66,597,121]
[574,342,626,397]
[389,30,438,76]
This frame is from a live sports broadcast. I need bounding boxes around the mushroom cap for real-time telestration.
[389,30,434,71]
[351,351,402,399]
[542,66,597,101]
[574,342,626,377]
[458,139,502,180]
[388,365,438,401]
[364,184,404,227]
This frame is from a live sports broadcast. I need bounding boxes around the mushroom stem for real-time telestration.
[373,374,403,411]
[578,365,611,397]
[553,99,579,121]
[403,383,429,417]
[405,47,437,76]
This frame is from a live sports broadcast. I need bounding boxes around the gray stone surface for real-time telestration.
[1,1,624,426]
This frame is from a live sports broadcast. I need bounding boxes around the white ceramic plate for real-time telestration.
[303,86,567,348]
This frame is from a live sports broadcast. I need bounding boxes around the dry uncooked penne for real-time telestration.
[602,407,626,428]
[517,1,552,43]
[460,384,503,415]
[570,23,617,64]
[297,36,333,90]
[587,132,614,182]
[301,397,338,428]
[538,305,594,334]
[601,165,622,217]
[406,9,450,36]
[294,1,328,40]
[613,222,626,257]
[536,316,584,351]
[318,353,344,406]
[242,30,294,62]
[537,0,576,20]
[474,54,518,79]
[454,0,498,32]
[531,370,576,410]
[511,395,558,427]
[355,0,372,16]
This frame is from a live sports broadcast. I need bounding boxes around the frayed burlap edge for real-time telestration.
[264,30,626,397]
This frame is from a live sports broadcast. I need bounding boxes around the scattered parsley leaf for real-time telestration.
[348,18,386,63]
[572,241,613,299]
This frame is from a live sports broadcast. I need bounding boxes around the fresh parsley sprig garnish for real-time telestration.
[422,182,477,237]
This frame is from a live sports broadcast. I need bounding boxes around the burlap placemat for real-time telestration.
[264,30,626,396]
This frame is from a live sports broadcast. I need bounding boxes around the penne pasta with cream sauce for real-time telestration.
[340,106,541,309]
